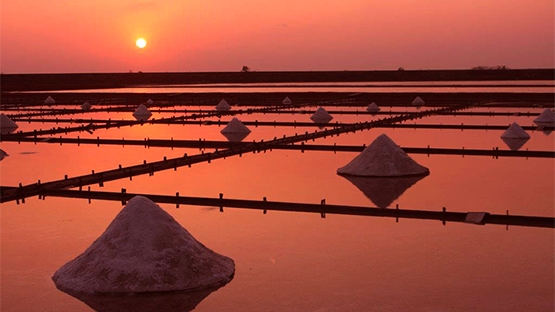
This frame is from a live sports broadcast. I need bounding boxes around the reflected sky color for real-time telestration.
[1,0,554,73]
[1,103,553,311]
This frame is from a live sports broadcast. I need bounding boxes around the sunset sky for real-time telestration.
[1,0,553,73]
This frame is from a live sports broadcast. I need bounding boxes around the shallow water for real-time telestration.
[1,102,554,311]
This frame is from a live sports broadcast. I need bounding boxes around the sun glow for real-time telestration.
[136,38,147,49]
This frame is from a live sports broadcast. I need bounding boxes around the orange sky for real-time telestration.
[1,0,554,73]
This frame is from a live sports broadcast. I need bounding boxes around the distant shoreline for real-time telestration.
[1,69,553,92]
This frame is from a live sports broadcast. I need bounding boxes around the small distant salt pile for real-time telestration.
[500,123,530,151]
[215,99,231,111]
[0,113,18,134]
[412,96,425,106]
[366,102,380,113]
[282,96,292,105]
[501,122,530,139]
[44,96,56,104]
[533,108,555,125]
[81,101,92,111]
[221,117,251,142]
[132,104,152,121]
[146,99,154,105]
[0,149,8,161]
[310,107,333,124]
[52,196,235,293]
[337,134,429,177]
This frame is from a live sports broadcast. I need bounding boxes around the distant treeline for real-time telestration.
[1,69,553,92]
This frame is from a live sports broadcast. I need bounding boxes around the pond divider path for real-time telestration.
[1,104,471,203]
[3,137,553,159]
[33,189,555,229]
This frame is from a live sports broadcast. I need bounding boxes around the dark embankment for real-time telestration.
[1,69,553,92]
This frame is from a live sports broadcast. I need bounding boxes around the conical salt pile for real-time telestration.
[366,102,380,113]
[533,108,555,124]
[52,196,235,293]
[81,101,92,111]
[282,96,292,105]
[146,99,154,105]
[0,113,18,134]
[215,99,231,111]
[337,134,429,177]
[45,96,56,104]
[412,96,425,106]
[133,104,152,121]
[221,117,251,134]
[501,122,530,139]
[310,107,333,124]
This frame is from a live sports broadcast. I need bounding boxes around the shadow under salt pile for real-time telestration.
[52,195,235,294]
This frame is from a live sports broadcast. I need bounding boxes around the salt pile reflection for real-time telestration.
[340,174,427,208]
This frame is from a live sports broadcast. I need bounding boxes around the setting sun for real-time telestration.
[136,38,147,49]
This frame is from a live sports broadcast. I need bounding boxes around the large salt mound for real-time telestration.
[533,108,555,124]
[501,122,530,139]
[282,96,292,105]
[0,113,18,134]
[310,107,333,124]
[215,99,231,111]
[132,104,152,121]
[221,117,251,134]
[366,102,380,113]
[52,196,235,294]
[337,134,429,177]
[412,96,425,106]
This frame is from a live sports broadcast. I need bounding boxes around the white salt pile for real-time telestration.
[133,104,152,121]
[215,99,231,111]
[81,101,92,111]
[533,108,555,125]
[500,122,530,139]
[412,96,425,106]
[337,134,429,177]
[44,96,56,104]
[221,117,251,134]
[310,107,333,124]
[0,113,18,134]
[52,196,235,293]
[282,96,292,105]
[146,99,154,105]
[366,102,380,113]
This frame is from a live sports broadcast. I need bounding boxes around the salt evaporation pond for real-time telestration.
[1,97,553,311]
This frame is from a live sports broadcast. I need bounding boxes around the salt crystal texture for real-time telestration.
[337,134,429,177]
[533,108,555,124]
[221,117,251,134]
[45,96,56,104]
[500,122,530,139]
[52,196,235,293]
[215,99,231,111]
[282,97,292,105]
[412,96,425,106]
[0,113,18,134]
[310,107,333,124]
[133,104,152,121]
[366,102,380,113]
